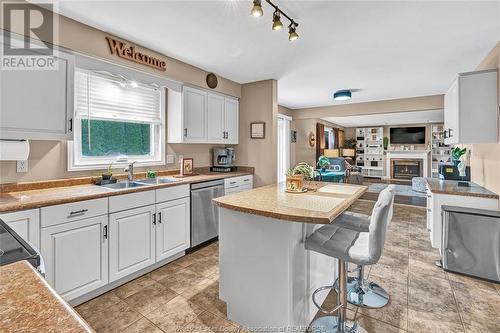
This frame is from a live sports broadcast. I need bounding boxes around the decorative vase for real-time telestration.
[453,159,460,167]
[286,174,304,192]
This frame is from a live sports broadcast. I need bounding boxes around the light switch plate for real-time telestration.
[166,154,175,164]
[16,160,28,173]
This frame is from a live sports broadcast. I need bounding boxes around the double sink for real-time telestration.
[100,177,179,190]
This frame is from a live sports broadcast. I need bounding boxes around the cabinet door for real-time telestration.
[109,205,156,282]
[156,197,190,262]
[183,86,207,142]
[207,93,225,143]
[224,97,239,144]
[0,47,74,140]
[0,209,40,248]
[40,216,108,301]
[444,79,459,144]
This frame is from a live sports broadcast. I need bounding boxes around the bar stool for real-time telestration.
[305,187,394,333]
[331,185,395,309]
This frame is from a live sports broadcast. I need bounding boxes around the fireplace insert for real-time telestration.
[391,159,422,179]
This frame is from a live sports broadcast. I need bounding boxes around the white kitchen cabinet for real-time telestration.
[224,175,253,194]
[0,43,75,140]
[156,197,190,262]
[224,97,239,144]
[41,216,108,301]
[183,86,208,142]
[167,86,239,144]
[0,209,40,248]
[109,205,156,282]
[444,69,498,144]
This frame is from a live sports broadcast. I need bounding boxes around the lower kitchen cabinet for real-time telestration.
[41,216,108,301]
[0,209,40,248]
[156,197,190,262]
[109,205,156,282]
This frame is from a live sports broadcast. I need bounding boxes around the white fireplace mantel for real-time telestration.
[384,150,431,179]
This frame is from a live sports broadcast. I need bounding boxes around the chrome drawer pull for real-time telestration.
[69,209,88,217]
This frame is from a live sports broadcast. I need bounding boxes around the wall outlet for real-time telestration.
[16,160,28,173]
[166,154,175,164]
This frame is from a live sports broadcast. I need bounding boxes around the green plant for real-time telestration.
[452,147,467,161]
[106,162,113,176]
[317,155,330,169]
[287,162,316,180]
[383,136,389,150]
[343,138,356,149]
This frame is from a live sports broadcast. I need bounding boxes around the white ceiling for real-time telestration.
[322,109,444,127]
[54,1,500,109]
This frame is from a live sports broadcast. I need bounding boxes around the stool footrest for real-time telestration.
[312,285,343,314]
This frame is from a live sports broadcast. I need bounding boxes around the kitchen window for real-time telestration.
[68,69,165,170]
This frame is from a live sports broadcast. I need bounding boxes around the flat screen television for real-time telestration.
[390,127,426,144]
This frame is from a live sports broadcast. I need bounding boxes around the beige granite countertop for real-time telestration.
[0,169,253,213]
[425,178,499,199]
[0,261,94,332]
[213,182,368,224]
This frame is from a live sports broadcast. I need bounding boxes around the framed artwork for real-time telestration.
[250,122,265,139]
[181,158,194,175]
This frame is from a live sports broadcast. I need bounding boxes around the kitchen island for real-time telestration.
[213,182,367,332]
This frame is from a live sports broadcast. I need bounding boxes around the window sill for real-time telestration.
[67,160,166,172]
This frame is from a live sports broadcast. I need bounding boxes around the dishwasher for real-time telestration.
[190,179,225,247]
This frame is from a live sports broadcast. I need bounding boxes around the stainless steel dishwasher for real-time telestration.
[190,179,225,247]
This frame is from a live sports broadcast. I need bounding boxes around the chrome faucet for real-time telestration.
[125,162,136,181]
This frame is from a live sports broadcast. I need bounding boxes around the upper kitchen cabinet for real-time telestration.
[444,69,498,144]
[0,46,75,141]
[167,86,239,144]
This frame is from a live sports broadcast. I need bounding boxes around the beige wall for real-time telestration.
[469,42,500,200]
[0,3,242,184]
[236,80,278,187]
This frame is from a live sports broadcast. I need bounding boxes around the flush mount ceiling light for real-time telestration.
[251,0,300,41]
[333,90,352,101]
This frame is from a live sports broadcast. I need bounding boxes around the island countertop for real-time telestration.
[213,181,367,224]
[0,261,94,332]
[425,178,499,199]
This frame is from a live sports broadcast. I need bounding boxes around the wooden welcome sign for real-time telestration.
[105,36,166,72]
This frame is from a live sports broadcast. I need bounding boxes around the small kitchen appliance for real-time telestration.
[211,148,236,172]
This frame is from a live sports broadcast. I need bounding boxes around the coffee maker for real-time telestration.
[211,148,236,172]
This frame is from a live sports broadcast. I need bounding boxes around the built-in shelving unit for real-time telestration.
[431,124,453,178]
[356,127,384,178]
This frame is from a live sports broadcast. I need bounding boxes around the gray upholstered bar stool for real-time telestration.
[305,187,394,333]
[332,185,396,309]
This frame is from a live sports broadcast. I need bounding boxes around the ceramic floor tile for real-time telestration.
[173,252,206,268]
[157,267,207,294]
[122,317,163,333]
[183,310,239,333]
[354,313,407,333]
[148,261,184,281]
[75,291,122,319]
[123,281,178,316]
[369,262,409,282]
[407,308,465,333]
[185,255,219,278]
[80,300,142,333]
[408,249,446,280]
[184,280,227,317]
[446,271,499,293]
[145,295,204,333]
[114,275,157,299]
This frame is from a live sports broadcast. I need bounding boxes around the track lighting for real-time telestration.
[250,0,300,41]
[272,9,283,30]
[251,0,263,17]
[288,22,299,41]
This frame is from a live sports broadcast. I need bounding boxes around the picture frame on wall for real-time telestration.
[250,122,266,139]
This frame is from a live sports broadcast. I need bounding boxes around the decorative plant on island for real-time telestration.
[452,147,467,166]
[286,162,316,192]
[317,155,330,171]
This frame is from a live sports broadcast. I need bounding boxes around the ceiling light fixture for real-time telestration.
[272,9,283,30]
[251,0,299,41]
[333,90,352,101]
[251,0,263,17]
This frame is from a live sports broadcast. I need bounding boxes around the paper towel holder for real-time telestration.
[0,139,30,161]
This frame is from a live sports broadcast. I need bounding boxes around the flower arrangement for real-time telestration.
[452,147,467,166]
[286,162,316,192]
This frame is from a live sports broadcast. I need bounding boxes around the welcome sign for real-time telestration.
[105,36,166,71]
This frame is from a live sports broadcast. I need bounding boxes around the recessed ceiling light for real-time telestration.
[251,0,263,17]
[333,90,352,101]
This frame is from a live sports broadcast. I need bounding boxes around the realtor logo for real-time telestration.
[1,1,58,70]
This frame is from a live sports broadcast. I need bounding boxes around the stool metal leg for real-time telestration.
[310,259,367,333]
[346,265,389,309]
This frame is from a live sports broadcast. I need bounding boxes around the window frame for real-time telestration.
[68,73,166,172]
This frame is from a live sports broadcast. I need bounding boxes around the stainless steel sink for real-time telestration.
[101,181,149,190]
[135,177,179,185]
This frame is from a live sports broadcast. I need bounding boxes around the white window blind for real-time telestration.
[75,70,161,124]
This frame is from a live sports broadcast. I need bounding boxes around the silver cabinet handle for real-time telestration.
[69,209,88,217]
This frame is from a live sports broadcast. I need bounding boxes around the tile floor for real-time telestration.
[75,200,500,333]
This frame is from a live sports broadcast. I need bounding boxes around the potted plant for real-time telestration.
[383,136,389,150]
[452,147,467,166]
[102,162,113,180]
[286,162,315,192]
[317,155,330,172]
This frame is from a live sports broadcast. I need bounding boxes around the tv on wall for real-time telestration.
[390,127,426,144]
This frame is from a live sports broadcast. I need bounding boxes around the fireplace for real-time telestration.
[391,159,423,179]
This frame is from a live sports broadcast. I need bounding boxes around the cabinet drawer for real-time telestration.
[224,175,253,189]
[156,184,189,203]
[109,190,155,213]
[41,198,108,228]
